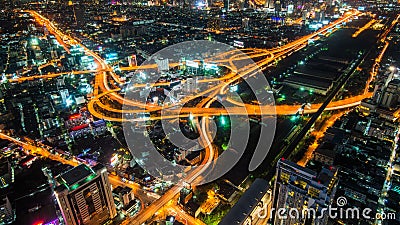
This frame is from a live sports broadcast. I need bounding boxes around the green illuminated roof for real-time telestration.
[59,164,96,191]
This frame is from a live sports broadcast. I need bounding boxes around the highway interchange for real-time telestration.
[2,8,394,225]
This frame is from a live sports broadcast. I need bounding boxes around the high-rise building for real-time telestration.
[264,0,272,8]
[242,17,250,30]
[0,160,14,189]
[156,58,170,72]
[220,178,272,225]
[185,77,197,93]
[127,55,137,67]
[179,187,193,205]
[274,0,282,14]
[74,7,86,28]
[224,0,229,11]
[112,186,135,209]
[208,17,221,31]
[272,159,338,225]
[0,195,14,224]
[54,164,117,225]
[381,79,400,109]
[60,89,69,104]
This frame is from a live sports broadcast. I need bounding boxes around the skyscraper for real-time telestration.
[274,0,282,14]
[224,0,229,11]
[73,7,86,28]
[0,195,14,224]
[54,164,117,225]
[381,79,400,109]
[185,77,197,93]
[272,159,338,225]
[156,58,170,72]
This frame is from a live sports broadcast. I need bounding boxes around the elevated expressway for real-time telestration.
[86,11,361,123]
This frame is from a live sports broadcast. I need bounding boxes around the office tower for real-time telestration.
[185,77,197,93]
[242,17,250,30]
[384,67,396,87]
[380,79,400,109]
[74,7,86,28]
[242,0,249,9]
[274,0,282,14]
[112,186,135,208]
[54,164,117,225]
[207,0,212,7]
[224,0,229,11]
[60,89,69,104]
[208,17,221,31]
[127,55,137,67]
[0,195,14,224]
[0,160,13,189]
[302,10,307,23]
[179,187,193,205]
[272,159,338,225]
[220,178,272,225]
[156,58,170,72]
[315,11,321,22]
[264,0,273,8]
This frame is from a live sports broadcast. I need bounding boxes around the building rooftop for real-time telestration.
[284,75,332,90]
[315,146,336,158]
[294,68,338,81]
[14,187,58,225]
[317,167,336,186]
[279,158,318,177]
[219,178,269,225]
[113,186,132,195]
[315,142,336,159]
[58,164,96,190]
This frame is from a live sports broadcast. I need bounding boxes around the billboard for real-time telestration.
[233,40,244,48]
[287,4,294,14]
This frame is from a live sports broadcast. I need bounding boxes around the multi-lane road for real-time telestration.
[24,9,363,124]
